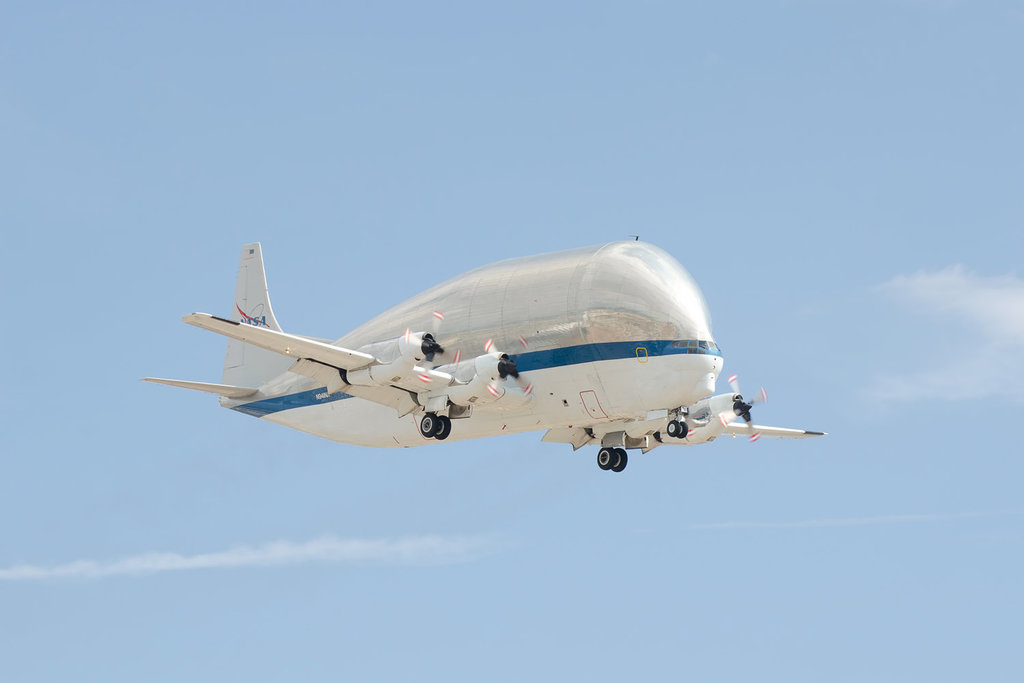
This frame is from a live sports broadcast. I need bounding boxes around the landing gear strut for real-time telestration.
[419,413,452,440]
[597,447,628,472]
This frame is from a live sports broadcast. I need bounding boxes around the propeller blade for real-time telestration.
[728,373,740,394]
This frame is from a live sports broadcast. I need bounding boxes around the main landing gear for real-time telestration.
[666,419,688,439]
[597,447,628,472]
[419,413,452,440]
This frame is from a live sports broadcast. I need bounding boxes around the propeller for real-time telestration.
[484,337,534,397]
[408,311,534,399]
[403,326,445,363]
[719,373,767,442]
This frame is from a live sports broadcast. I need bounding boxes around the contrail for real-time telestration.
[689,510,1021,531]
[0,534,492,581]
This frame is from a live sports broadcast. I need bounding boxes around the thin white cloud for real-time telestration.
[881,265,1024,344]
[690,510,1020,531]
[0,534,492,581]
[868,265,1024,402]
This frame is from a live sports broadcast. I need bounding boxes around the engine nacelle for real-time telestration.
[440,353,533,410]
[447,354,504,406]
[707,392,740,423]
[346,330,443,388]
[396,330,439,365]
[681,392,740,436]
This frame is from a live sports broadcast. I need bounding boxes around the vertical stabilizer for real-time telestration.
[223,243,294,387]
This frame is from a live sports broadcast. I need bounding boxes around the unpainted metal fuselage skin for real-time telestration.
[227,242,723,447]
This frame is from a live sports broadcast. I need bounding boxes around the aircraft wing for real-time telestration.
[183,313,428,416]
[722,423,826,439]
[183,313,376,371]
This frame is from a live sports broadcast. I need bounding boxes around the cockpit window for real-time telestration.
[669,339,721,356]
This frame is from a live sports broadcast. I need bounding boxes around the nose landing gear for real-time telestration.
[597,447,628,472]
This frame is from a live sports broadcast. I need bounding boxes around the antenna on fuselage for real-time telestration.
[628,234,640,241]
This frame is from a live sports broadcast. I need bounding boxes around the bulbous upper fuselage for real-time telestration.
[339,241,715,356]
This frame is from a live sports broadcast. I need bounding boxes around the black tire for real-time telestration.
[419,414,438,439]
[433,415,452,440]
[597,447,615,470]
[611,448,628,472]
[667,420,683,438]
[677,421,689,439]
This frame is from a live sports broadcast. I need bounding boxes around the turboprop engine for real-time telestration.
[345,329,444,387]
[446,353,533,409]
[679,374,767,441]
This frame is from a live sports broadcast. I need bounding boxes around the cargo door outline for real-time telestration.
[580,390,608,419]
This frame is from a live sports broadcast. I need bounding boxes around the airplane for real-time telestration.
[144,241,824,472]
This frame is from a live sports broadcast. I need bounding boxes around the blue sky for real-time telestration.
[2,1,1022,680]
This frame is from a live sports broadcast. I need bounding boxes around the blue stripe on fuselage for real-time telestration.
[513,339,717,372]
[230,338,719,417]
[231,387,353,418]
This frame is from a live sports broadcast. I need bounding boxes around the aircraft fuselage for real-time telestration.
[225,242,722,447]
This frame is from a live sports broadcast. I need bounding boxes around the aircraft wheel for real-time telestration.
[433,415,452,440]
[667,420,688,439]
[597,447,616,470]
[611,448,628,472]
[420,413,439,439]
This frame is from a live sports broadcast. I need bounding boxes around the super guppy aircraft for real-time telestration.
[145,241,824,471]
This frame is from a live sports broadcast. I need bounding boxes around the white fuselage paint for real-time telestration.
[259,353,721,448]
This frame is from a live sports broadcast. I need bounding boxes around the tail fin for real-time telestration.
[222,243,294,387]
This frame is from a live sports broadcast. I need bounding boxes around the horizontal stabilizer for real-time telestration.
[183,313,376,372]
[141,377,258,398]
[723,423,826,439]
